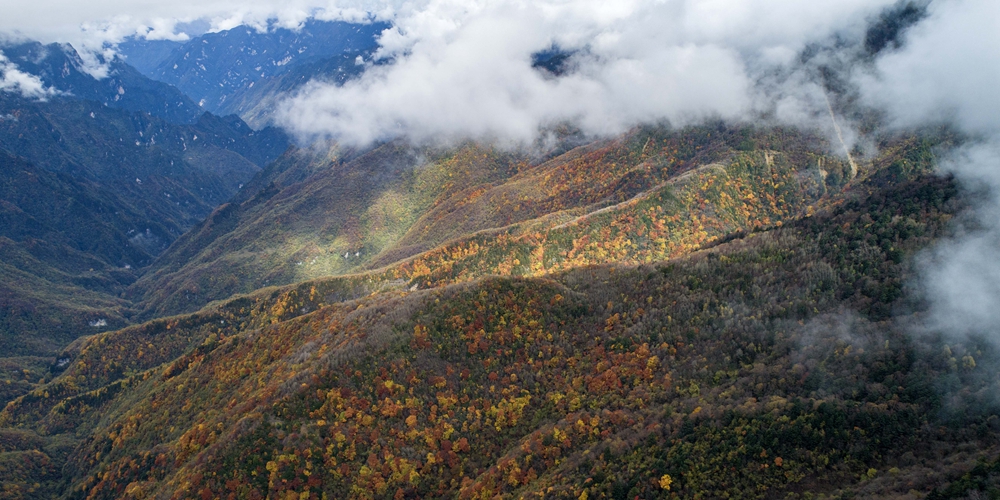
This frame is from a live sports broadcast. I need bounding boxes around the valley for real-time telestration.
[2,4,999,499]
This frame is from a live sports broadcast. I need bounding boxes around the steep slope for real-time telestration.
[141,20,389,113]
[129,140,523,318]
[0,93,287,253]
[5,162,995,499]
[215,51,371,128]
[0,149,144,358]
[371,125,828,267]
[115,38,184,77]
[0,60,288,389]
[129,124,860,319]
[0,150,157,268]
[1,41,203,124]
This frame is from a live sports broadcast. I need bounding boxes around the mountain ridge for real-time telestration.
[124,20,389,117]
[1,158,980,498]
[1,41,203,124]
[1,4,994,496]
[127,124,863,320]
[0,43,290,378]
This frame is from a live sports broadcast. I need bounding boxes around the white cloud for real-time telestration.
[850,0,1000,342]
[920,142,1000,340]
[0,0,390,50]
[0,0,896,141]
[0,1,395,81]
[0,0,989,144]
[0,52,59,99]
[859,0,1000,134]
[276,0,894,146]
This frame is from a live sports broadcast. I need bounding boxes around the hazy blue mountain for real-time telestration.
[0,149,141,357]
[216,50,373,127]
[1,41,204,124]
[116,38,185,76]
[139,19,389,113]
[0,55,288,361]
[0,92,288,255]
[531,46,579,76]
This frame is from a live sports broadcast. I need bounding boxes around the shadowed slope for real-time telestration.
[0,50,290,398]
[129,141,524,319]
[131,124,865,321]
[3,169,990,499]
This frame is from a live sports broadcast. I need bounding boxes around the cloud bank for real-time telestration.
[0,0,994,146]
[921,143,1000,338]
[860,0,1000,134]
[0,0,384,57]
[852,0,1000,342]
[277,0,897,145]
[1,0,998,340]
[0,52,58,99]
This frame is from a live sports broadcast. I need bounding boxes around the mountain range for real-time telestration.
[0,40,288,367]
[117,19,387,126]
[1,41,203,124]
[2,7,1000,500]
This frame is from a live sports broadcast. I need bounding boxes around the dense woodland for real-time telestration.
[129,124,853,319]
[2,121,999,499]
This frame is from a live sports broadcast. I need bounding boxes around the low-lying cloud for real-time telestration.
[853,0,1000,343]
[921,143,1000,338]
[0,52,58,99]
[276,0,896,146]
[0,0,381,62]
[859,0,1000,134]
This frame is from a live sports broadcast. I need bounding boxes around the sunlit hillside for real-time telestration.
[2,0,999,498]
[0,158,995,498]
[5,124,994,499]
[130,124,879,319]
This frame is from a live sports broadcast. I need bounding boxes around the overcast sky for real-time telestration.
[0,0,372,43]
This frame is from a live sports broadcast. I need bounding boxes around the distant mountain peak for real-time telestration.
[1,40,205,124]
[118,19,390,116]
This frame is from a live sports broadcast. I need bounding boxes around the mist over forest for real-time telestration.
[1,1,999,498]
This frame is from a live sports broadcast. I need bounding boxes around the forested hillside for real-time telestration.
[0,44,289,400]
[2,0,998,497]
[4,123,995,499]
[128,124,924,321]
